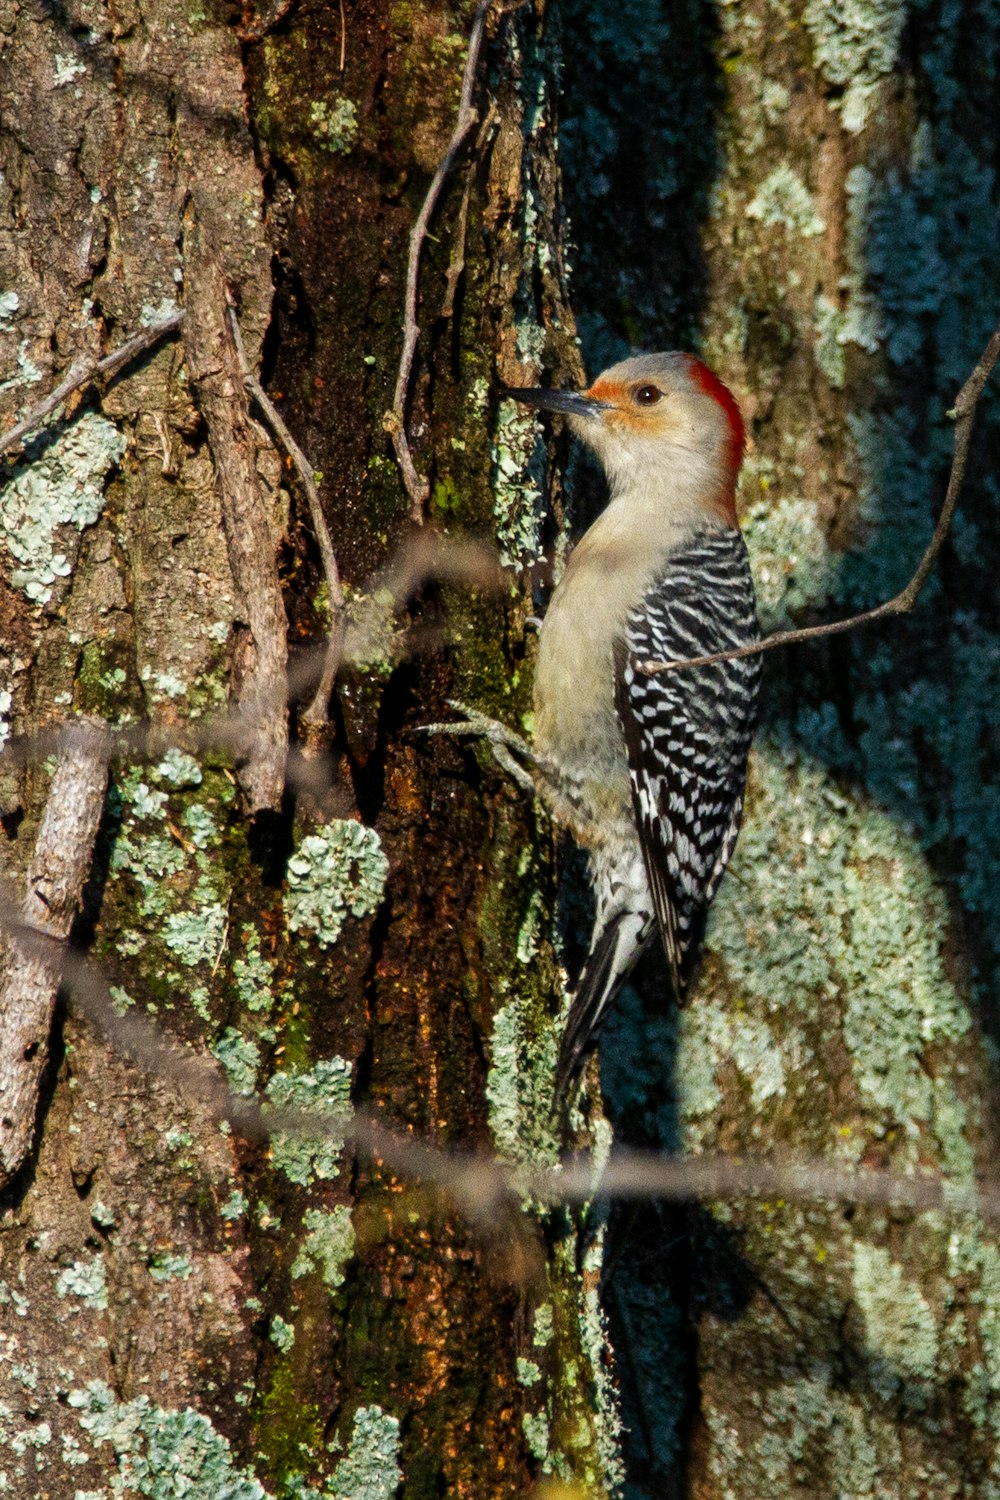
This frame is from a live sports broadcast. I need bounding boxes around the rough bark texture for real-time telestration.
[3,0,999,1493]
[0,720,110,1185]
[0,0,620,1495]
[560,0,1000,1495]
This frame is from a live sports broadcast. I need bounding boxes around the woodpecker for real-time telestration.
[506,353,761,1099]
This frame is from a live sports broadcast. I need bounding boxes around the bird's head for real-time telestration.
[505,353,746,524]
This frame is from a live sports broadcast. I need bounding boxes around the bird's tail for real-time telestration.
[554,904,650,1102]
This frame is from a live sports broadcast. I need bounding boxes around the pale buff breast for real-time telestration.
[533,490,727,844]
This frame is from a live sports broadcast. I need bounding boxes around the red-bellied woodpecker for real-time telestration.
[506,353,761,1098]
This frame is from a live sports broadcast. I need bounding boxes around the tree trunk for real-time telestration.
[0,0,617,1495]
[3,0,1000,1495]
[560,0,1000,1494]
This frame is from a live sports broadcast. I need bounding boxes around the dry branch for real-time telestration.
[0,308,186,458]
[640,313,1000,676]
[385,0,494,521]
[0,720,110,1189]
[15,929,997,1236]
[226,300,346,731]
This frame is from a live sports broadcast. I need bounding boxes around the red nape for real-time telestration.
[686,357,746,470]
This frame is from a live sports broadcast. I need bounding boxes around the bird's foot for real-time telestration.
[419,699,536,792]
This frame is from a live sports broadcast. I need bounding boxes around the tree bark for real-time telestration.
[4,0,1000,1495]
[560,0,1000,1494]
[0,0,615,1495]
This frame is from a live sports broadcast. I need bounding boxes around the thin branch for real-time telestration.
[385,0,493,523]
[0,308,187,458]
[21,932,1000,1232]
[225,300,345,728]
[0,857,992,1235]
[640,314,1000,677]
[0,533,504,801]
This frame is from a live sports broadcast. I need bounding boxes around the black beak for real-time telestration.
[502,386,610,421]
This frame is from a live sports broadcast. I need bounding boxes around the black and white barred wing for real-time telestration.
[614,528,761,1001]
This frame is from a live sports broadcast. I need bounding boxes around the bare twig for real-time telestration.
[226,300,346,729]
[0,534,504,804]
[0,308,187,458]
[0,720,110,1188]
[25,933,1000,1231]
[385,0,493,522]
[0,851,993,1235]
[640,314,1000,676]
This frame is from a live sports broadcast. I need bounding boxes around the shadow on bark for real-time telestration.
[558,0,1000,1493]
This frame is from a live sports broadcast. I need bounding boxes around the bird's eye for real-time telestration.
[633,384,662,406]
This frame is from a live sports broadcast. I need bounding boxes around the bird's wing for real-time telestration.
[613,529,761,1000]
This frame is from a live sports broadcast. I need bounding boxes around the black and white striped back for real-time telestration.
[614,526,761,999]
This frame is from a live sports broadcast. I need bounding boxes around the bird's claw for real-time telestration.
[419,699,536,792]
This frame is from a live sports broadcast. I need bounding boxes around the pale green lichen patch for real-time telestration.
[155,749,203,788]
[326,1406,401,1500]
[55,1256,108,1311]
[213,1028,262,1096]
[813,293,847,388]
[342,588,402,675]
[491,399,547,571]
[291,1206,356,1291]
[69,1380,271,1499]
[308,96,358,154]
[220,1189,248,1221]
[745,165,825,237]
[163,904,228,966]
[677,1000,785,1124]
[105,761,239,1022]
[269,1314,295,1353]
[265,1058,353,1186]
[148,1252,194,1283]
[521,1410,550,1460]
[284,821,388,948]
[699,742,974,1158]
[0,412,126,605]
[802,0,906,132]
[233,925,278,1014]
[577,1229,625,1490]
[485,999,559,1167]
[742,494,836,631]
[851,1243,938,1401]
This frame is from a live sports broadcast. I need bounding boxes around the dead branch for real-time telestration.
[385,0,494,522]
[640,313,1000,677]
[0,532,504,806]
[5,919,991,1233]
[226,299,346,731]
[440,167,475,320]
[0,834,990,1245]
[0,308,186,459]
[0,720,110,1189]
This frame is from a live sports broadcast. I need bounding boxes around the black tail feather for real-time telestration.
[554,912,632,1103]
